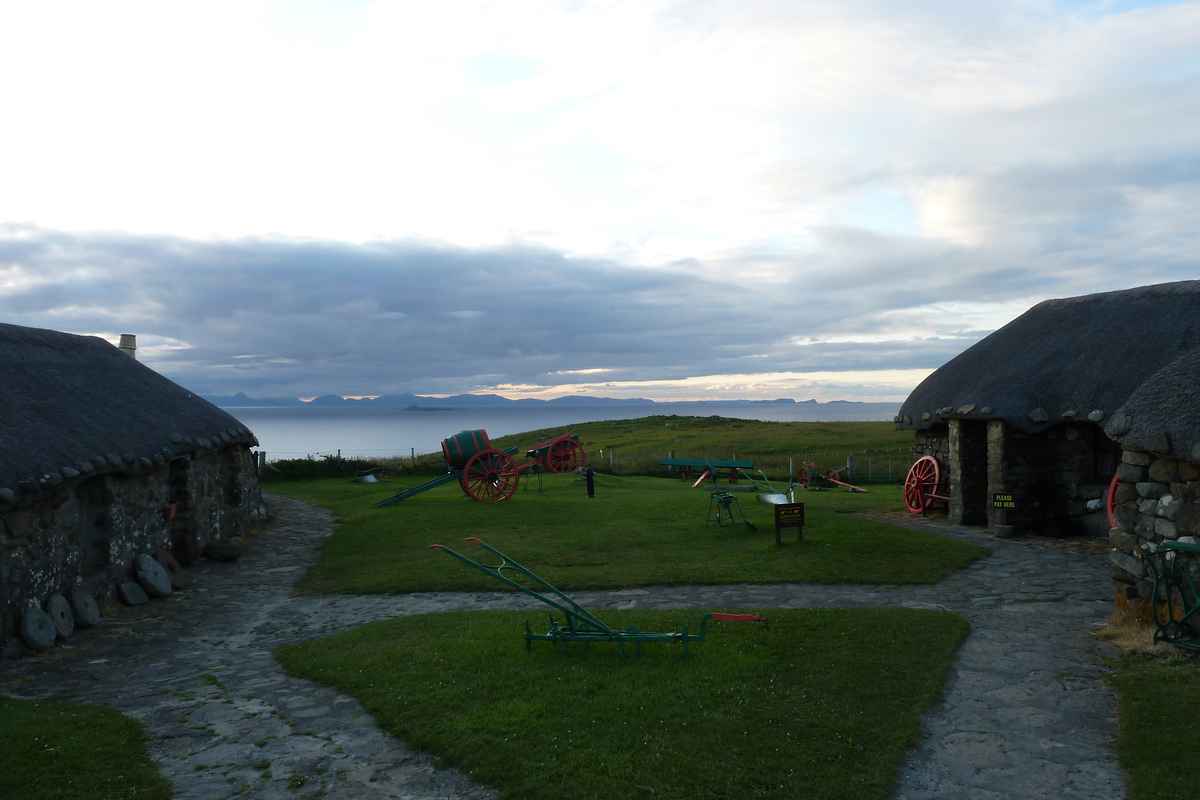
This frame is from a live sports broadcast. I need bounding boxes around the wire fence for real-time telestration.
[253,446,919,485]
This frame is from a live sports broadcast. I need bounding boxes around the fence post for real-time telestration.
[788,457,793,481]
[847,454,854,480]
[667,450,675,475]
[411,447,415,468]
[867,457,872,482]
[609,449,614,472]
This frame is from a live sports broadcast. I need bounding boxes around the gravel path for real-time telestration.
[1,493,1124,799]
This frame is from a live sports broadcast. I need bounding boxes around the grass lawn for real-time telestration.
[276,607,970,800]
[1107,653,1200,800]
[0,695,171,800]
[270,475,988,595]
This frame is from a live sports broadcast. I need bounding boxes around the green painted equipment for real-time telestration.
[429,538,768,657]
[1144,540,1200,650]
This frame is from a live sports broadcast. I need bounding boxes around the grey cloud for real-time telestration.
[1,219,1196,398]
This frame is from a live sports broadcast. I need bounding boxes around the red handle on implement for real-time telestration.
[710,613,769,630]
[429,544,444,549]
[466,537,482,543]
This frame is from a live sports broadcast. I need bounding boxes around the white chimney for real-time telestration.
[118,334,137,359]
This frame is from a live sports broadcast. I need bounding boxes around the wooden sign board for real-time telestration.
[774,502,805,543]
[991,493,1016,509]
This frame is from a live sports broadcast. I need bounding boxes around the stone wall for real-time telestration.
[915,425,949,462]
[925,420,1114,535]
[1109,449,1200,627]
[948,419,988,525]
[0,445,265,656]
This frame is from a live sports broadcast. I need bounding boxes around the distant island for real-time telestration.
[202,392,829,409]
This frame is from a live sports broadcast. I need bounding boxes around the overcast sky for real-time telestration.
[1,0,1197,401]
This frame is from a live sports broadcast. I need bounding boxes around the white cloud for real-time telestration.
[0,2,1198,399]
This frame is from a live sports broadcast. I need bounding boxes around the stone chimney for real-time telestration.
[118,334,137,360]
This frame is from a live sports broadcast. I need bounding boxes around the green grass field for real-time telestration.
[270,475,988,594]
[0,696,171,800]
[1108,653,1200,800]
[276,607,970,800]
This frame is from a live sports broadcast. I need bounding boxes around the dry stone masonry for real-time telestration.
[0,321,266,657]
[896,280,1200,618]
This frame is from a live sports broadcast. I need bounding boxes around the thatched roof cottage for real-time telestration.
[896,280,1200,623]
[1,323,264,655]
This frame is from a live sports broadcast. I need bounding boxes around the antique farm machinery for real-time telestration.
[376,429,585,506]
[795,447,867,492]
[430,538,768,657]
[903,455,950,514]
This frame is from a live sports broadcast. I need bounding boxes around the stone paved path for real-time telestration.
[0,494,1124,799]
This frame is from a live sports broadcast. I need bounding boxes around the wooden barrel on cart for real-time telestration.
[441,429,492,471]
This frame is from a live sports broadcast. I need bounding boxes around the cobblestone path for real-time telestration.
[1,493,1124,799]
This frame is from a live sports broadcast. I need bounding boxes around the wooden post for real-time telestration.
[411,447,415,468]
[668,450,675,475]
[609,449,614,472]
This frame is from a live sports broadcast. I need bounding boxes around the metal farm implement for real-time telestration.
[430,538,768,657]
[377,429,586,506]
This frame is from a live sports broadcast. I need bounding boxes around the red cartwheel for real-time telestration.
[544,438,585,473]
[1106,471,1121,529]
[460,449,520,502]
[904,456,941,514]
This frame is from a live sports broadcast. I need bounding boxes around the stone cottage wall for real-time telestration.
[0,444,265,656]
[1109,449,1200,627]
[914,425,949,462]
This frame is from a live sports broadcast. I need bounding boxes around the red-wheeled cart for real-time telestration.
[376,429,586,506]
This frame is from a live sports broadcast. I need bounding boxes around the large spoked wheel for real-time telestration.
[545,440,585,473]
[1106,471,1121,529]
[904,456,941,514]
[460,449,520,502]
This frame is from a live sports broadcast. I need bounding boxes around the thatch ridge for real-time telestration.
[0,322,257,501]
[897,280,1200,435]
[1108,346,1200,461]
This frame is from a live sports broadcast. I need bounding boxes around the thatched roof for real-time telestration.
[0,323,257,504]
[897,280,1200,443]
[1107,346,1200,462]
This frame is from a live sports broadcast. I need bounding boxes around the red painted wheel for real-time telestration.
[797,462,818,489]
[1106,471,1121,529]
[544,440,584,473]
[904,456,941,513]
[460,449,520,502]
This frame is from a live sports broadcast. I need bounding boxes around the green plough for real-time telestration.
[429,538,768,658]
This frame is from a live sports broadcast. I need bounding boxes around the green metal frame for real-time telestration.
[734,468,803,496]
[430,538,767,657]
[1144,541,1200,651]
[707,492,747,528]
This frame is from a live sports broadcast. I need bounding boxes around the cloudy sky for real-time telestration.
[1,0,1197,401]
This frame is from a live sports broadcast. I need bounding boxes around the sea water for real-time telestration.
[222,402,901,460]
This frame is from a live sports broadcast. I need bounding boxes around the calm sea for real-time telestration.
[222,402,902,460]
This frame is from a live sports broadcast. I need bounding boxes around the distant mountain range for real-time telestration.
[200,392,865,409]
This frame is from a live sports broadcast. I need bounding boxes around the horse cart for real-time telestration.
[376,429,585,506]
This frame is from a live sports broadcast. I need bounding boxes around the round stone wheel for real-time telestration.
[156,548,187,589]
[135,553,173,598]
[68,586,102,628]
[45,594,75,639]
[118,581,150,606]
[19,608,57,652]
